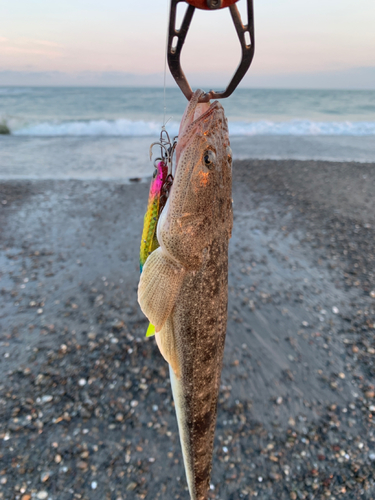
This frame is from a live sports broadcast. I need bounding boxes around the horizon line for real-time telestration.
[1,84,375,92]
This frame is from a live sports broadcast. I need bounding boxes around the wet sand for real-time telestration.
[0,160,375,500]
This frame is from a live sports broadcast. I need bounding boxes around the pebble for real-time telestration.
[332,306,339,314]
[78,378,87,387]
[370,290,375,298]
[1,172,375,500]
[36,492,48,500]
[37,308,43,314]
[40,471,50,482]
[41,395,53,404]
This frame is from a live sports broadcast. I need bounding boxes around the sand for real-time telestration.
[0,159,375,499]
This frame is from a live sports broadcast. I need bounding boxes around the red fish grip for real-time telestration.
[185,0,239,9]
[168,0,255,102]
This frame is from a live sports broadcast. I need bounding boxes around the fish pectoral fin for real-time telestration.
[155,315,180,378]
[138,247,185,332]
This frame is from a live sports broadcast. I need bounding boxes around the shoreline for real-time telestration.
[1,135,374,182]
[0,153,375,183]
[0,159,375,499]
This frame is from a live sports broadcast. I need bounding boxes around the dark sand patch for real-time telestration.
[0,160,374,499]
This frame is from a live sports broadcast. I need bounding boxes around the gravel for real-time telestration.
[0,159,374,499]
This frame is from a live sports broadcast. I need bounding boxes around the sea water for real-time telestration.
[0,87,374,179]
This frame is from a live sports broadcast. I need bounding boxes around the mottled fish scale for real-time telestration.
[173,237,229,499]
[138,89,232,500]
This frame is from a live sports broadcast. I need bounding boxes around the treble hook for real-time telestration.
[150,127,178,177]
[149,141,170,161]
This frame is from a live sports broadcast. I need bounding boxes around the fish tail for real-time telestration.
[169,365,197,499]
[169,366,211,500]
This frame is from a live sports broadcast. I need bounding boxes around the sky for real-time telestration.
[0,0,374,88]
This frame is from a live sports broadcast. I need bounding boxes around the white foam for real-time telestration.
[11,118,375,137]
[13,119,181,137]
[229,120,375,136]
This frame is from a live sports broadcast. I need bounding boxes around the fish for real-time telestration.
[138,88,233,500]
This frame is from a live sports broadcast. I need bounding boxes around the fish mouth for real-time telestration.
[175,90,223,166]
[179,89,222,136]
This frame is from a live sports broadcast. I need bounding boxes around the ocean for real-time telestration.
[0,87,374,179]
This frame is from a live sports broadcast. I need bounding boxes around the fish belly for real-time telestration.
[170,236,229,500]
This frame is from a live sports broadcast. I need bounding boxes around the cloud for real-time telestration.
[0,46,63,57]
[240,66,375,90]
[19,39,64,48]
[0,38,64,58]
[0,70,165,86]
[0,67,374,89]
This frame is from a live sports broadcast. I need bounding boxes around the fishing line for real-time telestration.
[162,0,171,128]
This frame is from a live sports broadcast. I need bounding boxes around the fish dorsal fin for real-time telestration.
[138,247,185,332]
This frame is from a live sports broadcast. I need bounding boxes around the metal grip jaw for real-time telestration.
[186,0,239,9]
[167,0,255,102]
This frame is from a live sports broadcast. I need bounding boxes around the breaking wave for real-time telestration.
[13,118,180,137]
[9,118,375,137]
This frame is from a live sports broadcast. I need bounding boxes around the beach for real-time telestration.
[1,159,375,499]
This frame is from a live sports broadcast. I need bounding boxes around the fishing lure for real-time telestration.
[139,130,176,337]
[139,160,168,273]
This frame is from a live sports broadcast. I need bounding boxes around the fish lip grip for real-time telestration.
[167,0,255,103]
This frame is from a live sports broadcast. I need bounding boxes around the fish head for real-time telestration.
[158,90,233,270]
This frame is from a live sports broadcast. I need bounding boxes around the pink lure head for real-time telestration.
[150,161,168,197]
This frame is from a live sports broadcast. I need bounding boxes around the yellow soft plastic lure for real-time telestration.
[140,161,168,336]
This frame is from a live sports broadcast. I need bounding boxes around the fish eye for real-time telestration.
[226,146,232,165]
[203,150,216,169]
